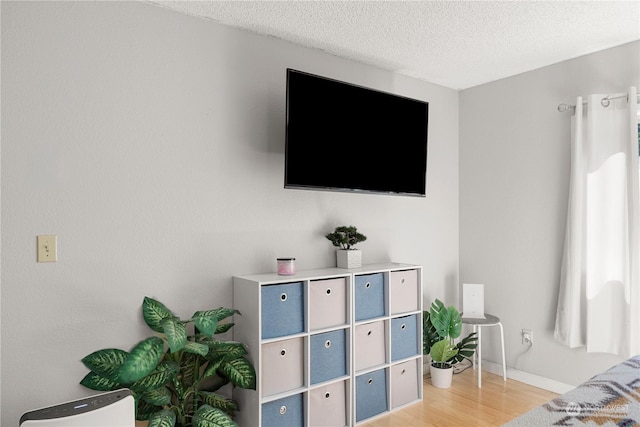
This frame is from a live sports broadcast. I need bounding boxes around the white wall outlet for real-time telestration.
[522,329,533,345]
[37,235,57,262]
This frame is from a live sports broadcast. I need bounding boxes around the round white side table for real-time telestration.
[461,314,506,388]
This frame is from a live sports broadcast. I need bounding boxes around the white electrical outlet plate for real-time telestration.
[522,329,533,344]
[37,235,57,262]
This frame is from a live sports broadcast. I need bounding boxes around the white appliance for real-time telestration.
[462,283,485,319]
[19,389,135,427]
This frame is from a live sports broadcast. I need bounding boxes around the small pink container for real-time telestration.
[277,258,296,276]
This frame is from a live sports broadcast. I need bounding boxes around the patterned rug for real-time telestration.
[505,355,640,426]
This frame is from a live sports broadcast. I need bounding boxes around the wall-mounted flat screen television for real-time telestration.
[285,69,429,197]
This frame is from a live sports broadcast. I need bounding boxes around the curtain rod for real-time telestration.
[557,92,640,112]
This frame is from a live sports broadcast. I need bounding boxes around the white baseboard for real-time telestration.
[482,360,574,394]
[423,356,574,394]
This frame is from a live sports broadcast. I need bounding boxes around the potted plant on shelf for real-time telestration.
[325,225,367,268]
[424,298,477,389]
[80,297,256,427]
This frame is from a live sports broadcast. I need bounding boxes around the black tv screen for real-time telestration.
[285,69,428,197]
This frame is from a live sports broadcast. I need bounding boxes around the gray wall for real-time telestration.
[1,2,459,424]
[460,41,640,386]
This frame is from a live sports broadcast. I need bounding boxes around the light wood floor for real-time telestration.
[361,367,559,427]
[135,367,559,427]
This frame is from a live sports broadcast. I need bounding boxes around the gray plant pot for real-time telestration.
[336,249,361,269]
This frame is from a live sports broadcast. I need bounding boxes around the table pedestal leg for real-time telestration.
[499,322,506,381]
[477,326,482,388]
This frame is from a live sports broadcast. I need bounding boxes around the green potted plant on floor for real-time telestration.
[325,225,367,268]
[80,297,256,427]
[424,298,477,389]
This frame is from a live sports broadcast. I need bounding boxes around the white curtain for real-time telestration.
[554,87,640,358]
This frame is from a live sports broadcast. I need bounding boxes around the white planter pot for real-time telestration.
[336,249,361,269]
[430,363,453,389]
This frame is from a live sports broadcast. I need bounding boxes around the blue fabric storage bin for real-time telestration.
[261,282,304,339]
[355,368,388,422]
[391,314,419,361]
[310,329,347,384]
[354,273,385,321]
[262,394,303,427]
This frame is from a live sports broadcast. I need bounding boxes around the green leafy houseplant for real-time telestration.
[80,297,256,427]
[325,225,367,250]
[424,299,477,369]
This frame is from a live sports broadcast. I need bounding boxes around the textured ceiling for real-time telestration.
[147,1,640,90]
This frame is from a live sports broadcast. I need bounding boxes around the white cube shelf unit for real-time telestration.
[232,262,423,426]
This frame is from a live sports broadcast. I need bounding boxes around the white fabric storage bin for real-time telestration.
[354,320,386,371]
[309,277,347,330]
[261,337,304,396]
[389,269,419,314]
[390,359,419,408]
[309,380,347,427]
